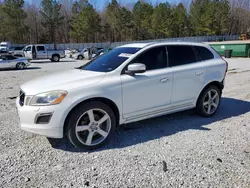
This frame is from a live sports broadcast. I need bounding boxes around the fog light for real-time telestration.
[35,113,53,124]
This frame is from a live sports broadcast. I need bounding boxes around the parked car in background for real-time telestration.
[23,45,65,62]
[16,42,227,149]
[0,55,31,70]
[0,47,11,55]
[72,48,88,60]
[10,46,25,57]
[0,41,11,49]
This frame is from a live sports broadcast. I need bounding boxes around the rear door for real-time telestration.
[36,45,46,59]
[6,55,17,67]
[0,55,9,68]
[167,45,205,105]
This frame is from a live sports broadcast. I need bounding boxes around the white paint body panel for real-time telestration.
[16,42,227,138]
[121,68,173,118]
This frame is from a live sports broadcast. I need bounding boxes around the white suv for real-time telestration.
[16,42,227,149]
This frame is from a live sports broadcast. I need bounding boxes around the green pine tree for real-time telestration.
[2,0,27,43]
[40,0,64,48]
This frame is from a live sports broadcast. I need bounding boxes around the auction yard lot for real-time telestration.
[0,58,250,188]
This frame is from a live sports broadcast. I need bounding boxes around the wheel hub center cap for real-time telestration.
[90,123,98,131]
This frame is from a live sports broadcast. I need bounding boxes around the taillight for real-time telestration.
[225,60,228,72]
[222,58,228,78]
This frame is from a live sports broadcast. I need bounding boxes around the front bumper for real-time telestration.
[16,97,64,138]
[26,62,31,67]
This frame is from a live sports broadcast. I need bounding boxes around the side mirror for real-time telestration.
[125,63,146,75]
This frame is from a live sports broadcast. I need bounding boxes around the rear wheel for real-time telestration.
[196,85,221,117]
[16,62,25,70]
[51,55,60,62]
[66,101,116,149]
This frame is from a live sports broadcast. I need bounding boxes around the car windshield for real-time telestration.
[80,47,141,72]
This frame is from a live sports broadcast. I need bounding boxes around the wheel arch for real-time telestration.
[52,53,60,58]
[63,97,120,136]
[196,80,224,106]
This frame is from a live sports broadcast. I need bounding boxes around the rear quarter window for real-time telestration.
[194,46,214,61]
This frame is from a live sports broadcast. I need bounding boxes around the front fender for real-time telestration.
[60,93,122,128]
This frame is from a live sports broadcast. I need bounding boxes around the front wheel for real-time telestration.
[66,101,116,149]
[196,85,221,117]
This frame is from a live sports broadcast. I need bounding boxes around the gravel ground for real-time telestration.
[0,58,250,188]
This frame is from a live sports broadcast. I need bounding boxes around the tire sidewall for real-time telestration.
[197,85,221,117]
[66,101,116,149]
[16,62,25,70]
[52,55,59,62]
[78,55,83,60]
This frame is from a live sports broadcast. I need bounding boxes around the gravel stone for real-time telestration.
[24,177,30,182]
[0,58,250,187]
[162,160,168,172]
[216,158,223,163]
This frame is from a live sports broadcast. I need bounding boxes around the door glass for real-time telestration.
[0,55,7,60]
[167,45,198,67]
[131,47,167,70]
[194,46,214,61]
[25,46,31,51]
[37,46,45,51]
[6,55,16,60]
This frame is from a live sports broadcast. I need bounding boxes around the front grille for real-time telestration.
[19,90,25,106]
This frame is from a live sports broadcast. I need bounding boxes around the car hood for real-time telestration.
[21,69,106,95]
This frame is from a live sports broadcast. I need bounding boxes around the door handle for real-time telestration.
[195,72,203,76]
[160,78,169,83]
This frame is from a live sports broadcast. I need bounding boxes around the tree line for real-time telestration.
[0,0,249,45]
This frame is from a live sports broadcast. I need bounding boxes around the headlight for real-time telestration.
[29,90,67,106]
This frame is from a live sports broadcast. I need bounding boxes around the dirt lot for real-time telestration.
[0,58,250,188]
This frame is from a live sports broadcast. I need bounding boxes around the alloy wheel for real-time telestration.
[75,108,111,146]
[203,89,220,115]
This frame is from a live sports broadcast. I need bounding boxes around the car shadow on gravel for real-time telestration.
[31,60,76,64]
[47,97,250,152]
[0,67,41,71]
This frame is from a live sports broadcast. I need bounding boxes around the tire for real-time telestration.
[66,101,116,149]
[196,85,221,117]
[78,55,84,60]
[51,55,60,62]
[16,62,25,70]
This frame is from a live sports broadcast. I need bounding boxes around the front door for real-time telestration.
[23,45,32,59]
[121,46,173,118]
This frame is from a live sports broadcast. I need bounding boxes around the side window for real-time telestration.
[6,55,16,60]
[132,47,167,71]
[37,46,45,51]
[25,46,31,51]
[167,45,198,67]
[0,55,7,60]
[194,46,214,61]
